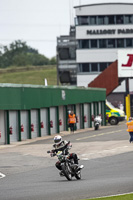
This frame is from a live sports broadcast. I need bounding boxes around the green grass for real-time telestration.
[0,66,57,85]
[83,193,133,200]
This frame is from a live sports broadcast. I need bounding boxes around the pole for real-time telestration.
[56,49,59,85]
[125,78,131,121]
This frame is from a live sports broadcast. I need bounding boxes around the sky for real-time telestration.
[0,0,133,58]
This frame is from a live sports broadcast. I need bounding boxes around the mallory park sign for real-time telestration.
[86,29,133,35]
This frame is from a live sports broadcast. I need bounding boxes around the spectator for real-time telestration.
[126,117,133,143]
[68,111,76,133]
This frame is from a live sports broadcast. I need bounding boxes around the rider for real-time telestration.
[50,135,83,176]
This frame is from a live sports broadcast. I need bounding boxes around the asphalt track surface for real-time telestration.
[0,122,133,200]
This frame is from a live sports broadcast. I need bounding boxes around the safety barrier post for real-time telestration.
[89,103,92,128]
[28,110,31,139]
[56,106,60,133]
[6,110,10,144]
[38,109,41,137]
[18,110,21,141]
[48,107,51,135]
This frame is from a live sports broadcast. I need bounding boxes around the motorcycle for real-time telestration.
[94,115,102,130]
[47,142,83,181]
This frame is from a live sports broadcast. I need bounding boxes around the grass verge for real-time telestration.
[83,193,133,200]
[0,65,57,85]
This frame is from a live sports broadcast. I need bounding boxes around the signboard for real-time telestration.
[118,49,133,78]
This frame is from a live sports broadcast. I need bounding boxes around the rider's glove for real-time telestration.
[50,152,56,157]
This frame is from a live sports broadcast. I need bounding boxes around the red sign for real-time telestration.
[122,54,133,67]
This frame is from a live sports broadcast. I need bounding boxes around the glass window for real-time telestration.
[107,39,115,48]
[108,62,112,66]
[99,39,106,48]
[77,40,81,49]
[107,15,115,24]
[75,17,78,26]
[90,16,97,25]
[78,64,82,72]
[80,16,89,25]
[82,40,89,49]
[125,15,133,24]
[90,40,97,48]
[126,38,133,47]
[77,17,81,25]
[99,63,107,71]
[91,63,98,72]
[116,15,123,24]
[117,39,124,48]
[82,63,90,72]
[106,105,110,110]
[98,16,105,25]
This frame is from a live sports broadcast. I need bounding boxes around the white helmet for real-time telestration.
[54,135,62,145]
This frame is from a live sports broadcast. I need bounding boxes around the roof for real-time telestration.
[0,83,105,91]
[74,2,133,9]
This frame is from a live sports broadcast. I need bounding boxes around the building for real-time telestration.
[75,2,133,90]
[57,2,133,106]
[57,26,77,85]
[0,83,106,145]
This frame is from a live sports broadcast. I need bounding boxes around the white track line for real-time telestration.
[90,192,133,199]
[0,172,6,179]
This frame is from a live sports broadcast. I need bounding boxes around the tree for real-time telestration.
[50,56,56,65]
[0,40,54,68]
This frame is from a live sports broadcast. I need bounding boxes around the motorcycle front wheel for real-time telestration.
[94,124,99,130]
[61,163,72,181]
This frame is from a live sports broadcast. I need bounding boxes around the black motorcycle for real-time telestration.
[47,143,83,181]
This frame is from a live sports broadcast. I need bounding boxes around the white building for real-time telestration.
[75,2,133,92]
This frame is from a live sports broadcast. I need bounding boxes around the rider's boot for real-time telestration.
[59,170,64,176]
[76,165,84,171]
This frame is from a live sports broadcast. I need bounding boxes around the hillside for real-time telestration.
[0,65,57,86]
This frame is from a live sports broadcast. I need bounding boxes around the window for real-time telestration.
[90,40,97,48]
[82,40,89,49]
[82,63,90,72]
[116,15,123,24]
[117,39,124,48]
[126,38,133,47]
[80,16,89,25]
[78,40,81,49]
[107,39,115,48]
[78,64,82,72]
[106,105,110,110]
[90,16,96,25]
[107,15,115,24]
[79,62,111,73]
[99,63,107,71]
[98,16,105,25]
[125,15,133,24]
[91,63,98,72]
[75,17,78,26]
[99,39,106,48]
[77,15,133,26]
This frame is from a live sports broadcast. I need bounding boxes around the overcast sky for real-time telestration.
[0,0,133,58]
